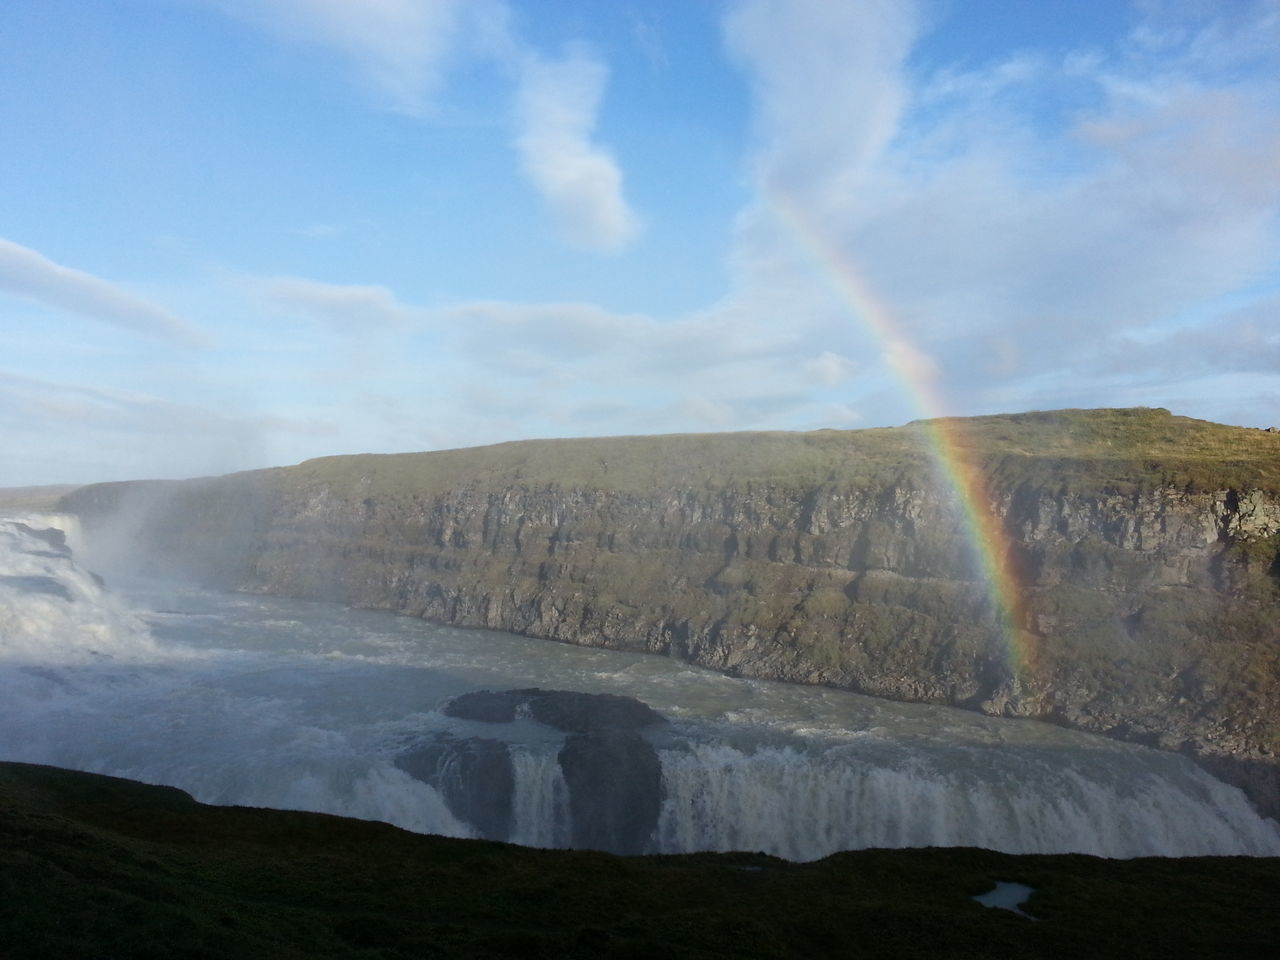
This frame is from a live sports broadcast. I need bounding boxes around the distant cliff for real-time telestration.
[60,408,1280,817]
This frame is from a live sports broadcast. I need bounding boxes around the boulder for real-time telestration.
[442,688,666,733]
[395,735,514,841]
[558,731,663,855]
[427,689,669,852]
[440,689,530,724]
[11,523,70,556]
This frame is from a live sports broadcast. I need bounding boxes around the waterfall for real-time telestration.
[509,747,572,848]
[3,516,1279,861]
[652,742,1280,860]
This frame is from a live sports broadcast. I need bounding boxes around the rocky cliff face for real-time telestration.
[59,409,1280,817]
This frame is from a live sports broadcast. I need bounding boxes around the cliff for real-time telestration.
[59,408,1280,815]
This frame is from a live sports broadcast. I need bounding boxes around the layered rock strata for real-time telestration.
[59,409,1280,816]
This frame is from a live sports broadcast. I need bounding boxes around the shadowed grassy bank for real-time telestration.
[2,762,1278,959]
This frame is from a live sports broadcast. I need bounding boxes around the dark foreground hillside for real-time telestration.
[1,762,1278,959]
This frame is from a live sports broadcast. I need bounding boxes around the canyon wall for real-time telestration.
[59,409,1280,815]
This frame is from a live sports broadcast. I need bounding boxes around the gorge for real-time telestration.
[54,407,1280,820]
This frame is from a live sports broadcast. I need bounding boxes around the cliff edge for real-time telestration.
[59,408,1280,816]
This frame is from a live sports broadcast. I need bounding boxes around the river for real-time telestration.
[2,516,1277,860]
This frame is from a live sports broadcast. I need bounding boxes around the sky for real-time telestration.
[2,0,1279,486]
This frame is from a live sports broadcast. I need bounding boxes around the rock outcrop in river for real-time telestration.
[396,689,666,853]
[58,408,1280,816]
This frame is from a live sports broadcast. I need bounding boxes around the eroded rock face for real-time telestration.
[439,689,528,725]
[399,690,667,851]
[559,731,663,855]
[9,523,71,556]
[60,416,1280,817]
[394,735,514,841]
[444,688,666,732]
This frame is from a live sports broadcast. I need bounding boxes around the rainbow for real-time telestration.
[770,190,1036,681]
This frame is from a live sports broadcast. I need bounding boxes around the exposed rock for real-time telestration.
[441,689,529,724]
[526,690,666,732]
[558,731,663,854]
[395,735,514,841]
[59,409,1280,818]
[415,690,668,847]
[0,575,74,602]
[10,523,71,556]
[443,688,666,732]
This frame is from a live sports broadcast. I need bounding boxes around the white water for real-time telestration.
[2,515,1278,860]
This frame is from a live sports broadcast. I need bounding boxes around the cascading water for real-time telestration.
[2,516,1278,860]
[650,741,1278,859]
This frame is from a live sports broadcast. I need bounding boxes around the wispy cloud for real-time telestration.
[240,269,857,447]
[211,0,1280,453]
[204,0,469,115]
[0,370,330,436]
[204,0,639,253]
[256,275,416,331]
[0,369,333,485]
[0,238,207,348]
[716,0,1280,426]
[724,0,919,202]
[514,48,641,253]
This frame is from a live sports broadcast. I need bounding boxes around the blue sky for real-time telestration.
[2,0,1278,485]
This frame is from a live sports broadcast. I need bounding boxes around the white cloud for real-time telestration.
[442,299,647,361]
[0,238,207,348]
[205,1,639,253]
[818,403,863,427]
[716,0,1280,423]
[803,351,855,386]
[207,1,1280,459]
[514,48,641,253]
[723,0,919,203]
[257,275,416,331]
[0,370,333,485]
[204,0,469,115]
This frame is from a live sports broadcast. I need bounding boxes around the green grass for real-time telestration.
[274,407,1280,499]
[2,762,1279,959]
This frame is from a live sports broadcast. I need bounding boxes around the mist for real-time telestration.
[2,513,1277,860]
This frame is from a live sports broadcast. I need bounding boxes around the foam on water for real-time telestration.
[0,518,166,665]
[651,742,1280,859]
[2,515,1279,860]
